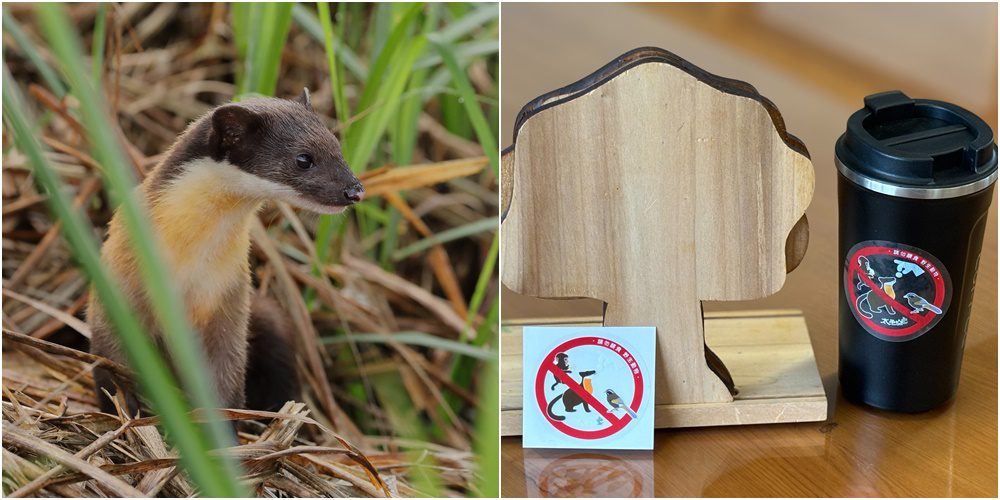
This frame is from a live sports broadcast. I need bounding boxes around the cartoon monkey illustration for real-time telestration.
[551,352,571,390]
[858,255,877,280]
[856,255,878,291]
[858,255,876,277]
[856,276,898,319]
[546,370,597,421]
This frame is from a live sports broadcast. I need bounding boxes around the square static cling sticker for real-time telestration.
[522,326,656,450]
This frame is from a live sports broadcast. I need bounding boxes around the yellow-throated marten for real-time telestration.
[88,89,362,414]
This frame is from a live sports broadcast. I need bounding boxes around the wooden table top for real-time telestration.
[499,4,998,497]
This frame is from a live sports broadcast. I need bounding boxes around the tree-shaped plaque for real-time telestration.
[501,48,826,433]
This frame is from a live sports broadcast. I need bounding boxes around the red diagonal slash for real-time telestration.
[546,366,622,425]
[851,264,927,324]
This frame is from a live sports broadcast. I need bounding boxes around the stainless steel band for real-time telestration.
[835,156,999,200]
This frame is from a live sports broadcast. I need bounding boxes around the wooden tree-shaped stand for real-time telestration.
[500,48,827,434]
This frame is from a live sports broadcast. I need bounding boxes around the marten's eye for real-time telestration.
[296,153,314,169]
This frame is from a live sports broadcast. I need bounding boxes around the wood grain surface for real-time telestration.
[499,3,998,497]
[501,310,827,435]
[503,50,814,406]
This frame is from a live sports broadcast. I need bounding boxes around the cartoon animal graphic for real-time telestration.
[855,255,882,291]
[856,276,898,319]
[858,255,877,279]
[547,370,597,421]
[605,389,638,419]
[905,292,942,315]
[893,259,925,278]
[551,352,571,390]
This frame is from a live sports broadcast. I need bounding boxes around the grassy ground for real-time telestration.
[2,3,498,497]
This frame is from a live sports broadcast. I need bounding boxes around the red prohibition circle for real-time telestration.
[534,336,643,439]
[844,244,947,338]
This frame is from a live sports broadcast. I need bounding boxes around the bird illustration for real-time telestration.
[904,292,942,315]
[605,389,638,419]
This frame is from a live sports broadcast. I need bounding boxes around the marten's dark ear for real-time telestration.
[295,88,312,111]
[212,104,258,150]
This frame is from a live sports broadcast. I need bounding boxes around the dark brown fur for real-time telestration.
[244,296,300,412]
[147,91,361,206]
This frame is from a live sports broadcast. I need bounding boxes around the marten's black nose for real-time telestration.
[344,183,365,203]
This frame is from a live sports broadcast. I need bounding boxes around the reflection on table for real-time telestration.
[524,449,653,498]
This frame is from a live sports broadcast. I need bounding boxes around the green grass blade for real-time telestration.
[230,3,249,62]
[313,4,426,264]
[2,8,67,97]
[320,331,497,361]
[392,216,497,261]
[370,3,394,58]
[90,3,106,88]
[427,36,498,177]
[370,370,443,496]
[378,207,402,268]
[466,232,500,345]
[317,2,351,137]
[258,3,294,96]
[239,3,263,94]
[346,36,427,171]
[435,3,498,43]
[349,3,422,127]
[389,70,426,163]
[471,354,499,497]
[390,3,439,165]
[315,34,427,263]
[292,4,366,79]
[447,231,498,397]
[238,2,293,97]
[381,5,442,270]
[420,4,500,144]
[413,38,498,71]
[32,5,246,496]
[342,2,365,48]
[464,232,499,335]
[441,90,472,139]
[314,217,337,264]
[2,67,244,498]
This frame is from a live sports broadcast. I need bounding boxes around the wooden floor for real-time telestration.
[499,3,998,497]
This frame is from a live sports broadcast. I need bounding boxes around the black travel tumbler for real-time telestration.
[836,91,997,412]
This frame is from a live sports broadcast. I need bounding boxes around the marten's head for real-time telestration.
[205,88,363,213]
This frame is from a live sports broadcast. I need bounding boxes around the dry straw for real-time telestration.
[3,2,498,496]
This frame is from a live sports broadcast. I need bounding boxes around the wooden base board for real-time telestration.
[501,309,828,436]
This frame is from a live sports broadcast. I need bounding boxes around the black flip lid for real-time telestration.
[836,91,998,191]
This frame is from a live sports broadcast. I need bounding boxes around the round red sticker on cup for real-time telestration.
[844,240,951,342]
